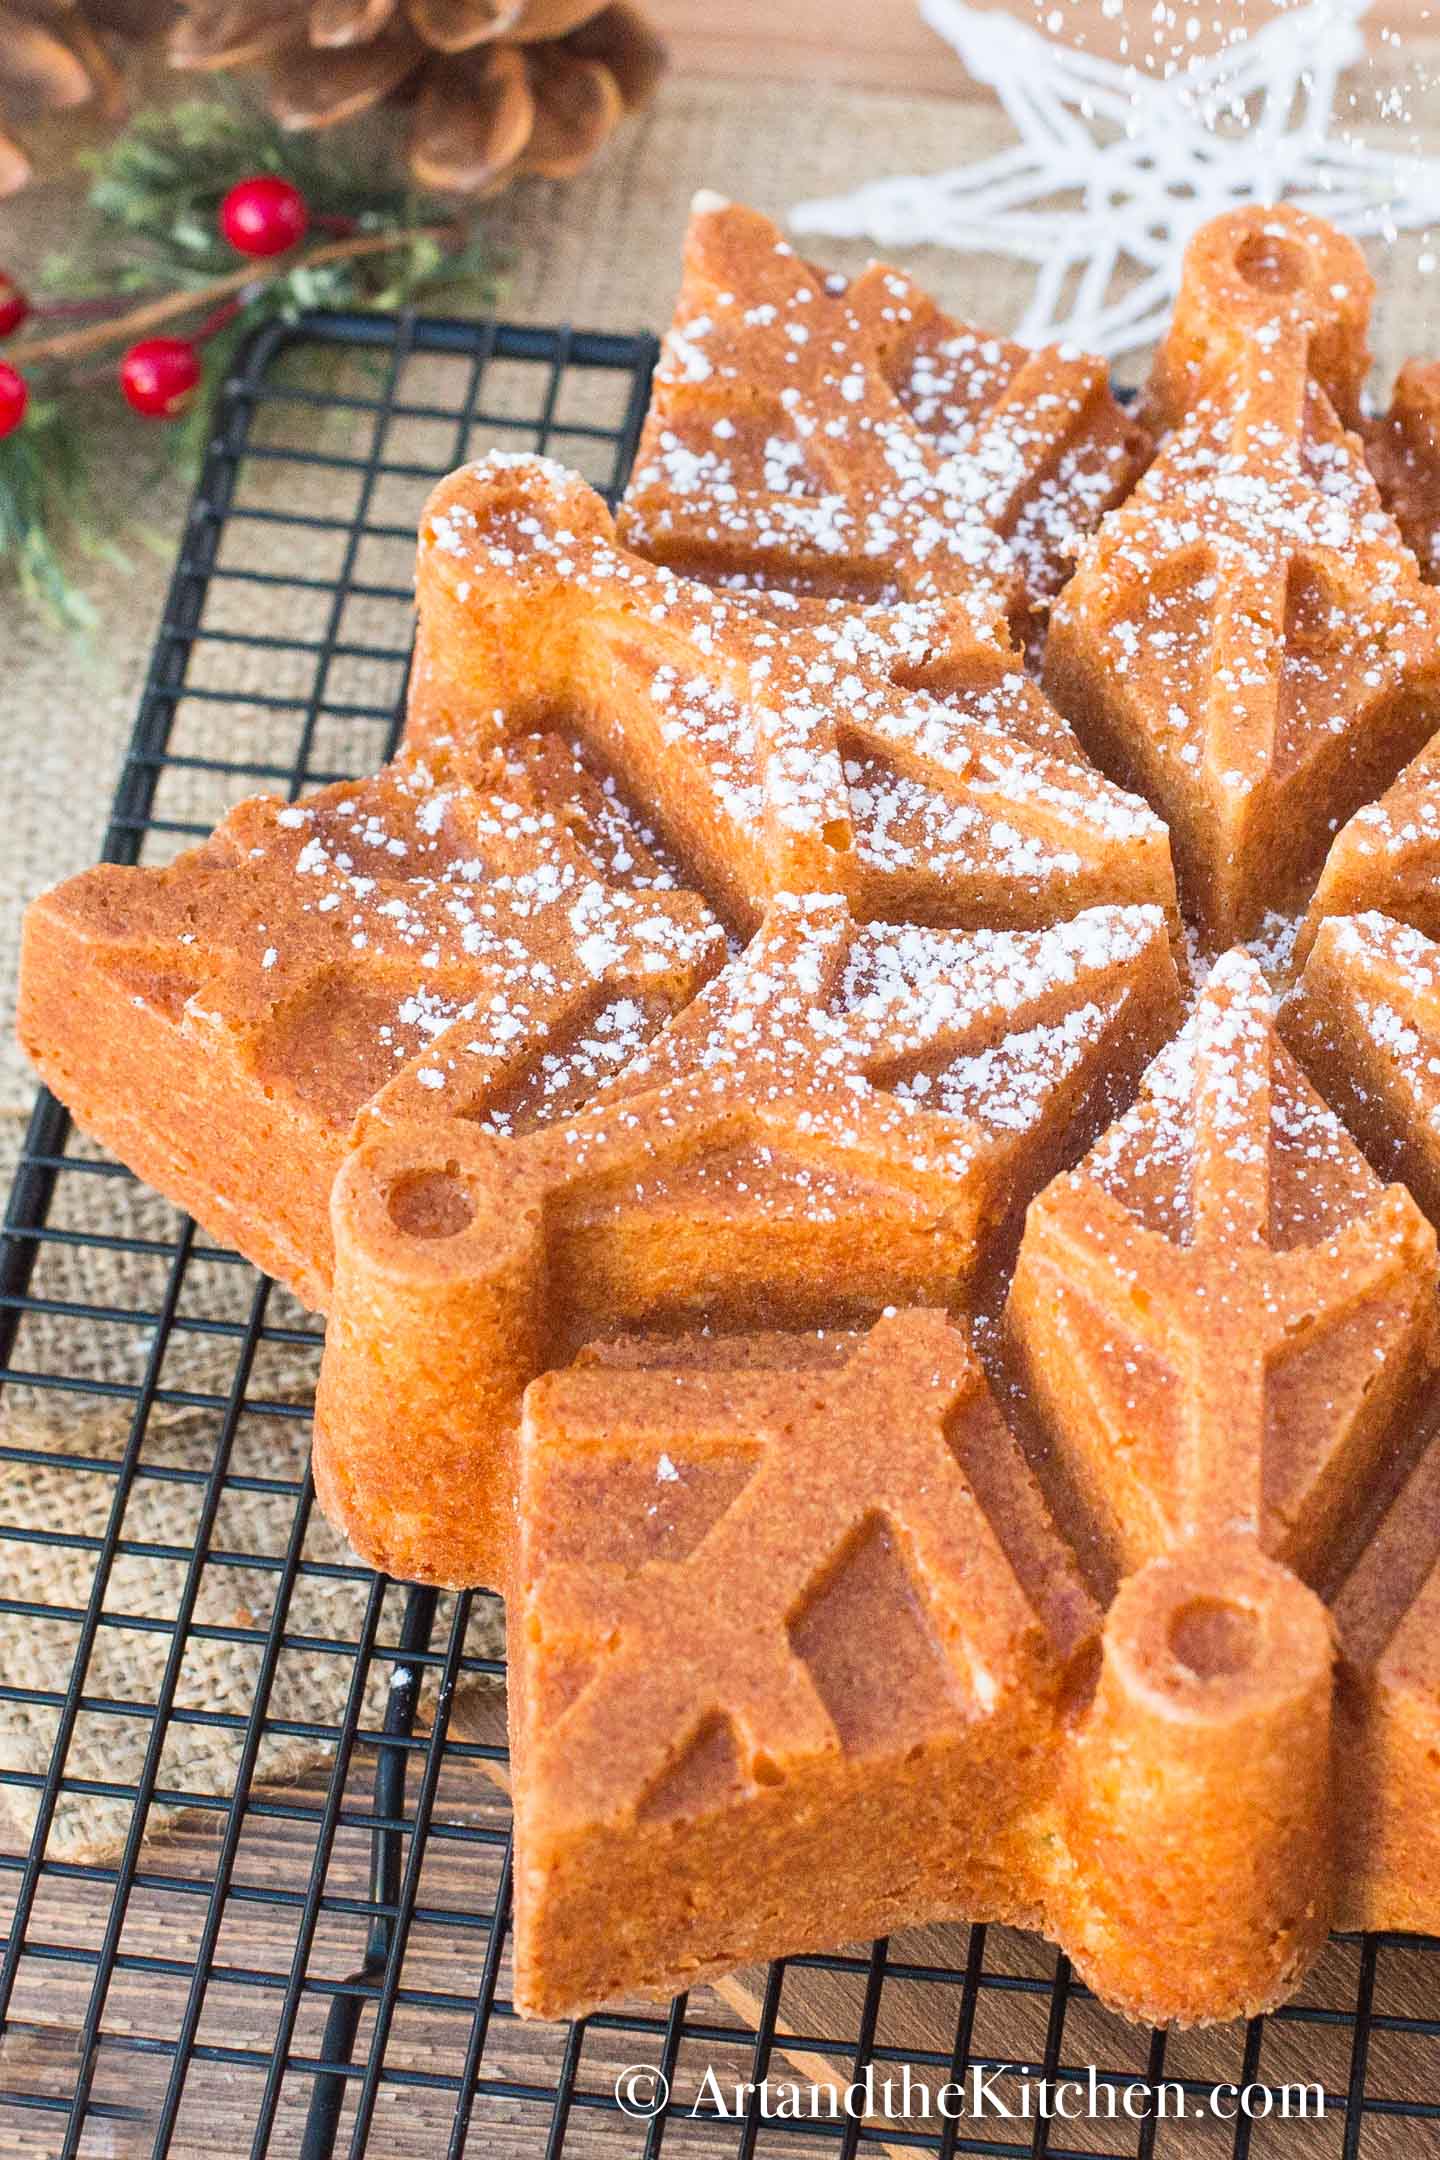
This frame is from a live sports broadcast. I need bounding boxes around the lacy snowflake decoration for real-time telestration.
[792,0,1440,357]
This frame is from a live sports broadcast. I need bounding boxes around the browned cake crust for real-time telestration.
[18,745,725,1309]
[1142,202,1373,437]
[407,454,1181,942]
[1366,357,1440,582]
[1297,732,1440,968]
[501,940,1440,2028]
[510,1312,1097,2017]
[1008,950,1440,2019]
[1010,951,1438,1589]
[1283,911,1440,1224]
[314,897,1180,1591]
[24,197,1440,2037]
[844,257,1150,623]
[617,196,1149,646]
[510,1312,1339,2028]
[1332,1426,1440,1934]
[1280,913,1440,1929]
[1046,207,1440,948]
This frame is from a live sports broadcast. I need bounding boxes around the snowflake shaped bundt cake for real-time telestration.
[21,197,1440,2032]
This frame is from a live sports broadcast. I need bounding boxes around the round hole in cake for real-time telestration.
[386,1164,475,1240]
[1168,1595,1259,1679]
[1234,231,1306,295]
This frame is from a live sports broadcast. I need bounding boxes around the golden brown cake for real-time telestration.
[407,453,1180,942]
[508,953,1440,2028]
[314,896,1180,1590]
[18,744,725,1309]
[618,196,1149,642]
[1142,201,1372,435]
[1010,949,1438,1585]
[1007,949,1439,2021]
[1296,732,1440,968]
[844,256,1150,626]
[1046,207,1440,947]
[23,195,1440,2037]
[618,197,1016,629]
[509,1312,1097,2018]
[1366,357,1440,582]
[1283,911,1440,1224]
[1332,1427,1440,1934]
[1269,919,1440,1937]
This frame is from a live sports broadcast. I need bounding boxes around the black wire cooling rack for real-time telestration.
[2,309,1439,2160]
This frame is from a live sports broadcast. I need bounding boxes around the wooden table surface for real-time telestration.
[661,0,1429,91]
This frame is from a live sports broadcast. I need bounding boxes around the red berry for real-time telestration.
[0,275,29,340]
[220,175,309,259]
[120,337,202,420]
[0,361,27,439]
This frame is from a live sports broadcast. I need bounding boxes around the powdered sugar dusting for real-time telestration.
[70,751,726,1137]
[425,454,1169,927]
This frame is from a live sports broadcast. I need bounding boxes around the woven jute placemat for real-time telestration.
[0,1112,506,1863]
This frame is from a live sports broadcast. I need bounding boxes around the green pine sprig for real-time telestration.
[0,400,109,630]
[2,92,502,632]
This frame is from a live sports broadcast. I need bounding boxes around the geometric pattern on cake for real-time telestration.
[1332,1426,1440,1934]
[18,746,726,1310]
[1142,200,1373,439]
[510,1311,1098,2017]
[407,453,1180,941]
[1283,910,1440,1228]
[1296,734,1440,969]
[1366,356,1440,584]
[617,197,1015,629]
[513,1249,1440,2029]
[1045,206,1440,948]
[1010,949,1440,1591]
[1004,947,1440,2024]
[313,894,1181,1589]
[1281,913,1440,1932]
[844,258,1151,629]
[618,196,1149,643]
[27,192,1440,2040]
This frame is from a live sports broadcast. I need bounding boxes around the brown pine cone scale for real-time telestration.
[167,0,666,193]
[0,0,173,193]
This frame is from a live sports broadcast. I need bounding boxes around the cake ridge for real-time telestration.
[408,452,1181,943]
[23,194,1440,2037]
[619,198,1149,645]
[1009,946,1440,1589]
[313,895,1181,1590]
[17,745,727,1308]
[1046,204,1440,948]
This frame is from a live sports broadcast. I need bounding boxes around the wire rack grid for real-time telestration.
[0,309,1437,2160]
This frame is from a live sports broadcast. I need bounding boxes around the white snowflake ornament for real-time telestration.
[792,0,1440,358]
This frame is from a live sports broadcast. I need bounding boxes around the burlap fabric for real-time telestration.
[3,50,1439,1860]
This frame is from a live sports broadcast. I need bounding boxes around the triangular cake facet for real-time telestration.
[1283,910,1440,1225]
[314,896,1182,1590]
[409,454,1181,942]
[18,747,725,1310]
[1045,209,1440,948]
[1010,950,1439,1590]
[1297,734,1440,968]
[1332,1430,1440,1930]
[511,1311,1097,2017]
[619,197,1148,642]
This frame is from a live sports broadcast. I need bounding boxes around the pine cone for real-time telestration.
[167,0,667,196]
[0,0,173,193]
